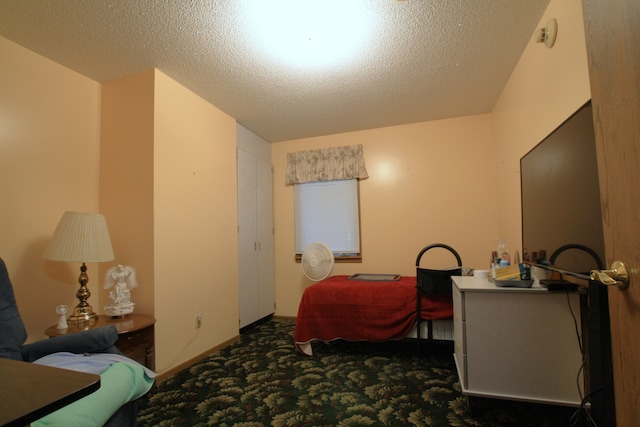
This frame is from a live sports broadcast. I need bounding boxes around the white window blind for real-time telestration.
[294,179,360,255]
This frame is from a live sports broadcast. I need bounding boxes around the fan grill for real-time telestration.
[301,242,334,281]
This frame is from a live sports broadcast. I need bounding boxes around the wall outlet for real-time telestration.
[195,312,203,329]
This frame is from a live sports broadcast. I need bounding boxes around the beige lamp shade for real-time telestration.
[43,211,114,262]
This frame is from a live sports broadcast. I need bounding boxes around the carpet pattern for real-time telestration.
[138,319,574,426]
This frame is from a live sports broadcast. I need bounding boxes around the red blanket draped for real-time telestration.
[294,275,453,354]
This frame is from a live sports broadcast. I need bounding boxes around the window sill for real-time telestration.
[295,254,361,263]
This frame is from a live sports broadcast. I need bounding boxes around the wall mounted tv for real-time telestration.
[520,101,605,275]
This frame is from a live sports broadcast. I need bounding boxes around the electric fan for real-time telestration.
[301,242,335,281]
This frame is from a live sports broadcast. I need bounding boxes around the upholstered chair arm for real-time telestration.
[21,325,122,362]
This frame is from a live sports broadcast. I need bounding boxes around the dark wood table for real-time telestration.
[0,358,100,427]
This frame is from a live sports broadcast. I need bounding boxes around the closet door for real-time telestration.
[237,149,274,328]
[255,157,275,320]
[237,149,259,328]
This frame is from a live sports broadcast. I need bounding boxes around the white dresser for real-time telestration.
[452,276,584,406]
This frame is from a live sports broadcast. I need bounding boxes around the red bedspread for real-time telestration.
[294,275,453,354]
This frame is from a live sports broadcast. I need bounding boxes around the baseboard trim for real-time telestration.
[273,315,296,321]
[156,317,295,382]
[156,334,241,382]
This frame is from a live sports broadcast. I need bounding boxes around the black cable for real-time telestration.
[562,275,599,427]
[570,284,615,427]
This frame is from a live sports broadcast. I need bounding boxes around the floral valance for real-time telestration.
[285,144,369,185]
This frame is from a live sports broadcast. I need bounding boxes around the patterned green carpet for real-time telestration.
[137,319,577,426]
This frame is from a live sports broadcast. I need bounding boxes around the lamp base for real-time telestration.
[67,262,98,326]
[67,304,98,326]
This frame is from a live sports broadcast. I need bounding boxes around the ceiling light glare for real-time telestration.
[245,0,373,69]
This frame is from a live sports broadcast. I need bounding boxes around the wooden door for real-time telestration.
[582,0,640,425]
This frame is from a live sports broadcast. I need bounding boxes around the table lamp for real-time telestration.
[43,211,115,325]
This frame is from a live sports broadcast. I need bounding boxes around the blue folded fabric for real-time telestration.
[34,351,156,378]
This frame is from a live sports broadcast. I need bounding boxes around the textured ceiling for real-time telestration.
[0,0,551,142]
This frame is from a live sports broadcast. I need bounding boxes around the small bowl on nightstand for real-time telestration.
[493,279,534,288]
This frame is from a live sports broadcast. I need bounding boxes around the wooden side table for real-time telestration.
[45,314,156,371]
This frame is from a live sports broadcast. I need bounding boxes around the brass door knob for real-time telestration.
[590,261,630,290]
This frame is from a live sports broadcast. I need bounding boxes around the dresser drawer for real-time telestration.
[117,327,153,351]
[115,325,155,370]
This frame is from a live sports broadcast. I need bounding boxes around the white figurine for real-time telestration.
[104,265,137,316]
[56,304,68,329]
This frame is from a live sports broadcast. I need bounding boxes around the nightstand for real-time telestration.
[45,314,156,371]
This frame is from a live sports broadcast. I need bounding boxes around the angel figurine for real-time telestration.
[104,265,137,316]
[56,304,68,329]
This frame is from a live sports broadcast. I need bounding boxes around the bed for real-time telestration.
[294,275,454,355]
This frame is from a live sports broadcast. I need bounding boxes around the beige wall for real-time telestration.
[101,69,239,373]
[100,69,156,317]
[0,36,102,341]
[492,0,591,252]
[153,71,239,372]
[271,115,499,317]
[271,0,592,318]
[1,0,590,371]
[2,38,239,372]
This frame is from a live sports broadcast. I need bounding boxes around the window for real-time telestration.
[294,179,361,261]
